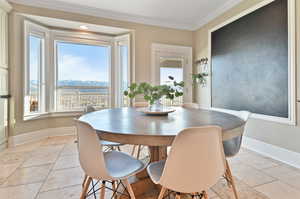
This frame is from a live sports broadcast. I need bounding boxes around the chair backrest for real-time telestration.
[84,105,96,113]
[133,102,148,107]
[159,126,226,193]
[76,120,113,180]
[222,110,251,157]
[182,103,200,109]
[235,111,251,122]
[229,110,251,134]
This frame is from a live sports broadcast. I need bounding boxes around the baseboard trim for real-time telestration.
[8,126,76,147]
[243,136,300,169]
[0,141,7,151]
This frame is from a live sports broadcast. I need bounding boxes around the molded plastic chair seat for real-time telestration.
[104,151,145,179]
[147,160,165,184]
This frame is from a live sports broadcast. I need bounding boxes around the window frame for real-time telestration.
[23,20,132,120]
[114,34,131,107]
[23,21,48,117]
[53,37,113,112]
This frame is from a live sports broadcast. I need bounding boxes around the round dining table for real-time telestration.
[78,107,245,198]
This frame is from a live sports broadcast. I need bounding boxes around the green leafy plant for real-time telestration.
[192,73,209,85]
[124,76,184,105]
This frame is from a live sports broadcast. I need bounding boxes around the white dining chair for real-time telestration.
[166,103,200,155]
[221,110,250,199]
[76,120,146,199]
[147,126,230,199]
[84,105,123,151]
[223,111,251,157]
[81,105,124,189]
[182,103,200,109]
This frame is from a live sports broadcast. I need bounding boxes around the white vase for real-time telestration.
[149,99,163,111]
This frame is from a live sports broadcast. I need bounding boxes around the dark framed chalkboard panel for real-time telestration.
[209,0,296,124]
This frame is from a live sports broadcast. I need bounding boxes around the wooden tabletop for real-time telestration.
[79,107,245,146]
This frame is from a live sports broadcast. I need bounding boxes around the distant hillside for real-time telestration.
[57,80,109,87]
[30,80,110,93]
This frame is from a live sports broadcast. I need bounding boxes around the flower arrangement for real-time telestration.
[124,76,184,105]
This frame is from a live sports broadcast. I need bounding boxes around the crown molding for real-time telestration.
[8,0,194,30]
[191,0,245,30]
[9,0,245,31]
[0,0,12,12]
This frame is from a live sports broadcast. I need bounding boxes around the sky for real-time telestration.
[57,41,110,82]
[160,67,183,85]
[29,36,41,82]
[29,37,110,83]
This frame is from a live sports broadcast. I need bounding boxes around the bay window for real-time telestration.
[24,21,131,119]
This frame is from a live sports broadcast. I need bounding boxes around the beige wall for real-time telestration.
[9,0,300,155]
[8,3,193,136]
[194,0,300,153]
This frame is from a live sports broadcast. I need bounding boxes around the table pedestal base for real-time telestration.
[119,146,191,199]
[117,146,166,198]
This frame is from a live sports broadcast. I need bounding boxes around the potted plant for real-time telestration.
[192,72,209,85]
[124,76,184,111]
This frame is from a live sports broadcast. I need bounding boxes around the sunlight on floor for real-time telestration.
[1,136,300,199]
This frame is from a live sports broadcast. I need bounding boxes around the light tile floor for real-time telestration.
[0,136,300,199]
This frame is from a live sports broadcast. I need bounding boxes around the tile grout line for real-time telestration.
[34,141,68,199]
[251,179,279,189]
[0,143,39,188]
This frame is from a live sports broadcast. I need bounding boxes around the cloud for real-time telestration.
[58,54,109,82]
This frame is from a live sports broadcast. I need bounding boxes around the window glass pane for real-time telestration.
[160,67,183,85]
[120,45,129,107]
[56,42,110,111]
[24,35,42,114]
[160,60,183,106]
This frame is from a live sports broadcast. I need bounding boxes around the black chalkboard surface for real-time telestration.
[211,0,288,118]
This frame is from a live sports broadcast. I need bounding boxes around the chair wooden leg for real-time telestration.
[131,145,136,156]
[112,181,118,199]
[202,191,209,199]
[80,176,92,199]
[136,145,142,159]
[117,146,121,151]
[175,193,181,199]
[82,174,88,188]
[226,160,239,199]
[224,172,232,188]
[123,179,136,199]
[158,187,167,199]
[100,181,106,199]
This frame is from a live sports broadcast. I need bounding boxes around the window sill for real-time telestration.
[23,111,83,121]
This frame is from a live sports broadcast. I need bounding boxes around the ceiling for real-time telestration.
[9,0,244,30]
[24,14,130,35]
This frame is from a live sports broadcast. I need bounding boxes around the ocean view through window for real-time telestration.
[56,42,110,111]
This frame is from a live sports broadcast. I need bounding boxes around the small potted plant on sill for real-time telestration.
[124,76,184,112]
[192,72,209,86]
